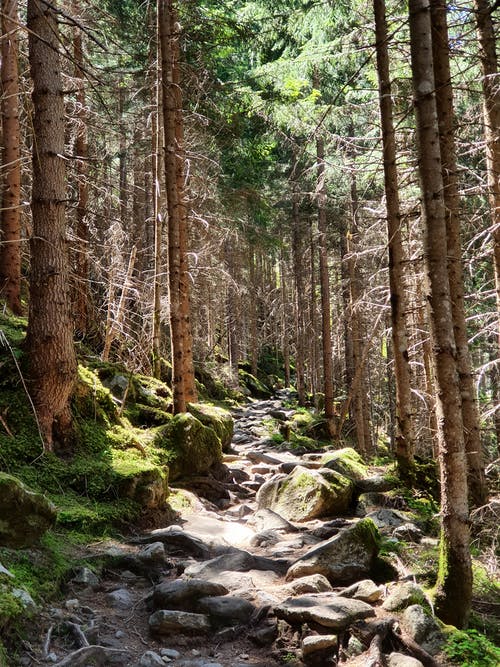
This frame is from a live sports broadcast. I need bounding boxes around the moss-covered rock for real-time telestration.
[111,451,168,509]
[188,403,234,452]
[238,369,272,398]
[0,474,56,548]
[256,466,354,522]
[286,518,381,584]
[154,413,223,481]
[321,448,368,481]
[72,365,119,425]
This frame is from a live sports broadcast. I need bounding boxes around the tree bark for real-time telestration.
[430,0,486,506]
[151,12,162,379]
[316,133,336,437]
[26,0,77,451]
[158,0,196,412]
[373,0,415,473]
[408,0,471,627]
[0,0,22,315]
[291,175,306,406]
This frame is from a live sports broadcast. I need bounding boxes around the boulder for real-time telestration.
[184,548,289,579]
[321,448,367,481]
[139,651,165,667]
[301,634,338,662]
[155,413,223,481]
[256,466,353,522]
[392,523,423,543]
[188,403,234,453]
[197,595,255,626]
[338,579,382,603]
[382,582,427,612]
[153,579,229,611]
[366,508,413,531]
[149,609,210,635]
[280,574,333,596]
[0,473,56,547]
[116,465,168,509]
[275,593,375,631]
[387,653,424,667]
[356,474,397,493]
[286,519,380,584]
[401,604,444,655]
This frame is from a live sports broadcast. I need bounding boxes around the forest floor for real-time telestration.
[15,394,497,667]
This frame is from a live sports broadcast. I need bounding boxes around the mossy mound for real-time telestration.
[73,365,119,425]
[0,473,56,548]
[188,403,234,452]
[321,447,368,481]
[238,369,272,398]
[154,413,223,481]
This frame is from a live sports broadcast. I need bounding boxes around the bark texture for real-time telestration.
[409,0,471,628]
[0,0,22,314]
[26,0,77,451]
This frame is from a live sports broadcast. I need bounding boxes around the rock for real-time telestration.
[139,651,166,667]
[281,574,333,596]
[155,413,222,481]
[387,653,424,667]
[0,473,56,547]
[392,523,423,543]
[0,563,14,579]
[338,579,382,603]
[184,548,289,579]
[301,634,338,660]
[382,582,427,612]
[355,475,397,493]
[117,466,168,509]
[256,466,354,522]
[320,448,368,481]
[246,451,283,465]
[286,519,380,584]
[188,403,234,453]
[366,508,412,531]
[11,588,36,611]
[401,604,444,655]
[197,595,255,626]
[274,594,375,631]
[249,621,278,646]
[138,541,167,565]
[249,508,298,533]
[153,579,229,611]
[149,609,211,635]
[106,588,134,609]
[133,527,215,559]
[71,567,99,588]
[160,649,181,659]
[269,409,288,421]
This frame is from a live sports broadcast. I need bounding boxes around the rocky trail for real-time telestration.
[18,393,448,667]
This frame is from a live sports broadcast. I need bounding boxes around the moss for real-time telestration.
[321,448,368,481]
[72,365,118,425]
[154,413,222,481]
[238,369,272,398]
[350,518,381,549]
[188,403,234,452]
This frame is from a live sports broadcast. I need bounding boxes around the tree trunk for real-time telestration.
[72,12,89,334]
[473,0,500,353]
[316,134,335,438]
[373,0,414,473]
[292,177,306,406]
[26,0,77,452]
[430,0,486,507]
[408,0,471,628]
[151,14,162,379]
[159,0,197,412]
[0,0,22,315]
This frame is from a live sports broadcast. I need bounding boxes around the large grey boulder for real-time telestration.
[0,473,56,547]
[197,595,255,626]
[286,519,380,584]
[153,579,229,611]
[274,593,375,631]
[188,403,234,453]
[401,605,444,655]
[320,448,367,481]
[184,548,289,579]
[382,582,427,612]
[256,465,354,522]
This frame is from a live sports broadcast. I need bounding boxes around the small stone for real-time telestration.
[382,582,427,612]
[192,649,201,656]
[115,630,126,639]
[238,654,249,660]
[139,650,165,667]
[138,541,166,565]
[338,579,382,603]
[160,649,181,659]
[301,634,337,658]
[149,610,210,635]
[65,598,79,611]
[106,588,134,609]
[47,653,58,663]
[11,588,36,611]
[346,635,364,657]
[0,562,14,579]
[393,523,423,543]
[71,566,99,588]
[387,652,424,667]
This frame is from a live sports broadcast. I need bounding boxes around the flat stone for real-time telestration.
[184,548,289,579]
[249,508,298,533]
[106,588,134,609]
[274,594,375,631]
[338,579,382,603]
[160,649,181,659]
[149,609,210,635]
[280,574,333,596]
[301,634,338,658]
[153,579,229,611]
[139,651,165,667]
[197,595,255,626]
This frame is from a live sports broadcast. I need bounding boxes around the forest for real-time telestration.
[0,0,499,665]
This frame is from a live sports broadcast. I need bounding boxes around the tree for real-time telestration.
[373,0,415,473]
[0,0,22,315]
[26,0,77,451]
[408,0,472,627]
[158,0,197,412]
[430,0,487,506]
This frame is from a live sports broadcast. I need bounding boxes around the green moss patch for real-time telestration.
[188,403,234,452]
[321,447,368,481]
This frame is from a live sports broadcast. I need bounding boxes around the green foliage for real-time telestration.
[443,629,500,667]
